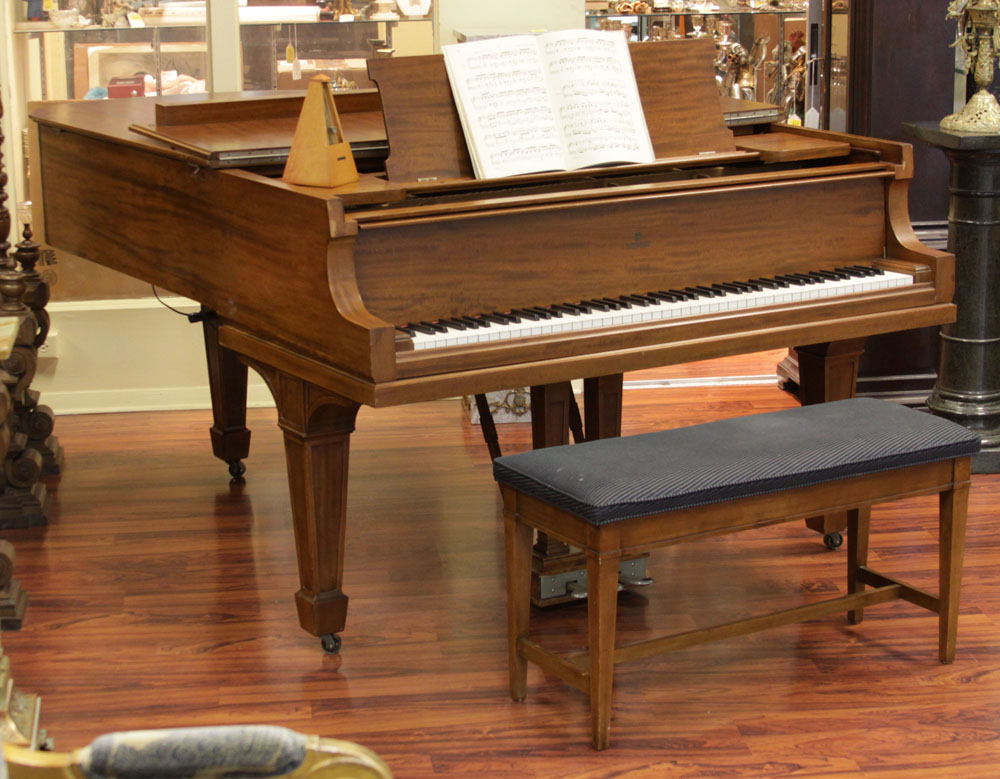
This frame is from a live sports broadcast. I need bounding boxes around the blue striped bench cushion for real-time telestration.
[493,398,980,526]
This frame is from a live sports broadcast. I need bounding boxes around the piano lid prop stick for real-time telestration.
[282,75,358,188]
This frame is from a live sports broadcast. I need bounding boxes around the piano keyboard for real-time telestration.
[397,266,913,351]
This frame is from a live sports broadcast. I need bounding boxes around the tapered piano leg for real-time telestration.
[795,338,867,543]
[254,365,361,650]
[202,315,252,479]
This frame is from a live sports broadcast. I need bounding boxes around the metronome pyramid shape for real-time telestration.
[282,75,359,188]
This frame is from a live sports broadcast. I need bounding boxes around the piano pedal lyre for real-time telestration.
[534,556,653,606]
[475,391,648,605]
[282,75,358,188]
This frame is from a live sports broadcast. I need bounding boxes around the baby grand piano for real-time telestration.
[30,39,954,651]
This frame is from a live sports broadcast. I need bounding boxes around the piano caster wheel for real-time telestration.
[824,531,844,550]
[320,633,342,654]
[227,460,246,480]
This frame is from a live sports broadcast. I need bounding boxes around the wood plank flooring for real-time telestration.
[3,365,1000,777]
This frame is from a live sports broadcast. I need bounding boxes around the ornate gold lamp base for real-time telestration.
[941,88,1000,133]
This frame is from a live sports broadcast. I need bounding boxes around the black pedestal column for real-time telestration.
[905,121,1000,472]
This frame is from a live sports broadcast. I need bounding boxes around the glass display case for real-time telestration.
[586,1,809,120]
[12,22,209,100]
[10,2,433,101]
[239,16,429,92]
[2,1,434,227]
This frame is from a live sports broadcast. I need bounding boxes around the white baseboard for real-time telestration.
[32,297,274,415]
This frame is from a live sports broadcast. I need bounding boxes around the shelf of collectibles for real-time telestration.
[11,0,434,100]
[585,0,809,123]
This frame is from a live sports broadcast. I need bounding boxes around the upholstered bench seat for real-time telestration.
[494,398,979,749]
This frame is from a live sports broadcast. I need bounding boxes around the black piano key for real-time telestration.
[751,277,783,289]
[534,306,563,318]
[668,289,697,300]
[407,323,438,335]
[439,318,468,330]
[511,308,542,320]
[496,311,521,323]
[396,325,417,337]
[852,264,883,275]
[713,282,746,294]
[775,274,806,286]
[602,297,630,308]
[684,287,709,298]
[480,313,508,325]
[742,280,765,291]
[549,304,575,316]
[454,315,485,328]
[566,302,592,313]
[586,299,611,311]
[614,295,647,307]
[419,320,448,333]
[836,266,871,278]
[633,293,662,304]
[812,270,843,281]
[647,291,677,303]
[694,285,725,297]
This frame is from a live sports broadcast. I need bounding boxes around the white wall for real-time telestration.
[33,298,273,414]
[435,0,583,47]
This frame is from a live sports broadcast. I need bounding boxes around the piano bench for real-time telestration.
[493,398,980,750]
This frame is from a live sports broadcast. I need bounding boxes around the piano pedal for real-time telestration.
[535,558,653,604]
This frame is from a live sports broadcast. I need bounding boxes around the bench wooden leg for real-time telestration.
[504,508,534,700]
[847,506,871,625]
[939,465,970,664]
[588,551,621,750]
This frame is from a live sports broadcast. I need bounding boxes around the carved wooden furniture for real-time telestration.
[494,398,979,750]
[29,39,956,652]
[10,227,62,477]
[0,87,51,530]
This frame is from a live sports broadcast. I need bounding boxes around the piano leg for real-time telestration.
[794,338,867,407]
[250,363,360,651]
[530,382,574,564]
[202,316,252,480]
[583,375,623,441]
[795,338,867,547]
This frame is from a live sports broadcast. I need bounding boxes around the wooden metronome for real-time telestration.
[282,74,359,188]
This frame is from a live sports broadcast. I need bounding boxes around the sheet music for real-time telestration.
[442,30,654,179]
[541,29,654,170]
[443,35,567,179]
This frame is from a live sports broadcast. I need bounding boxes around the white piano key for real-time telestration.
[405,269,914,351]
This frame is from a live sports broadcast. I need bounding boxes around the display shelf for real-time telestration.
[586,4,808,119]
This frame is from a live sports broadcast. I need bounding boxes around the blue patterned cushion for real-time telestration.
[78,726,307,779]
[493,398,980,526]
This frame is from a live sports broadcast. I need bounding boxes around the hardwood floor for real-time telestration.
[4,364,1000,777]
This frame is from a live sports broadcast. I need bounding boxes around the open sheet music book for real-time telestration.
[442,29,655,179]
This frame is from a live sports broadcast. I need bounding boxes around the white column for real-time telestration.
[207,0,243,92]
[1,0,26,229]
